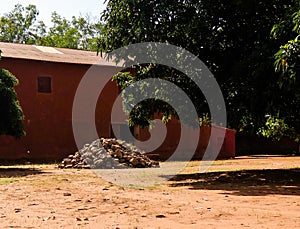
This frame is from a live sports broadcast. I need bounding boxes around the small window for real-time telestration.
[38,76,52,93]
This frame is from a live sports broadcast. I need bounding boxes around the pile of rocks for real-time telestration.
[58,138,159,169]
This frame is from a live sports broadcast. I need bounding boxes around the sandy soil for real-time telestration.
[0,155,299,228]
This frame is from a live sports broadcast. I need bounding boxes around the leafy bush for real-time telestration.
[258,115,299,142]
[0,68,25,138]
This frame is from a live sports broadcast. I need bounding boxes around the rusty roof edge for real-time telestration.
[0,42,123,67]
[1,56,125,69]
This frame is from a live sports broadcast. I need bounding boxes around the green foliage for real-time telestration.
[258,116,299,142]
[0,4,39,43]
[0,68,24,138]
[37,12,103,50]
[0,4,103,51]
[273,9,300,84]
[274,36,300,83]
[101,0,300,140]
[112,64,204,127]
[270,5,300,140]
[112,71,178,127]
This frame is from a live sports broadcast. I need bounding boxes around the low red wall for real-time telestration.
[136,122,236,161]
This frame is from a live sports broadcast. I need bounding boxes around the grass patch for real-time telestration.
[0,177,17,185]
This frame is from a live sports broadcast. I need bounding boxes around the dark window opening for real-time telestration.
[38,76,51,93]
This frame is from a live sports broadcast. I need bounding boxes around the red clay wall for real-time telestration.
[0,58,120,161]
[135,119,236,160]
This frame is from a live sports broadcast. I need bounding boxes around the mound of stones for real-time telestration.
[58,138,159,169]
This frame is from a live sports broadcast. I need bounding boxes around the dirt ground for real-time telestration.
[0,155,299,229]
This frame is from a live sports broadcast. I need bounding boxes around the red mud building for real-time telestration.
[0,42,235,161]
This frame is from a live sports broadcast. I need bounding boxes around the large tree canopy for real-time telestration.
[101,0,300,140]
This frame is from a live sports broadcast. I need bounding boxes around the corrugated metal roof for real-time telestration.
[0,42,119,66]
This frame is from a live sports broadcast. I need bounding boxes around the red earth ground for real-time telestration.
[0,155,299,228]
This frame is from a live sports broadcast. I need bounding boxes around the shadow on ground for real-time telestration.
[167,168,300,196]
[0,167,45,178]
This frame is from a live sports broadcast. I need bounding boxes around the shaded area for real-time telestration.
[233,155,300,159]
[168,168,300,196]
[236,134,299,156]
[0,167,45,178]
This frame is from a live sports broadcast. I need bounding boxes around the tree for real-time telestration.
[37,12,80,49]
[38,12,102,51]
[0,53,25,138]
[272,5,300,81]
[0,4,39,44]
[0,4,102,51]
[101,0,300,138]
[259,5,300,141]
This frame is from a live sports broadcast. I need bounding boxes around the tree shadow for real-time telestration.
[0,167,46,178]
[167,168,300,196]
[234,155,300,159]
